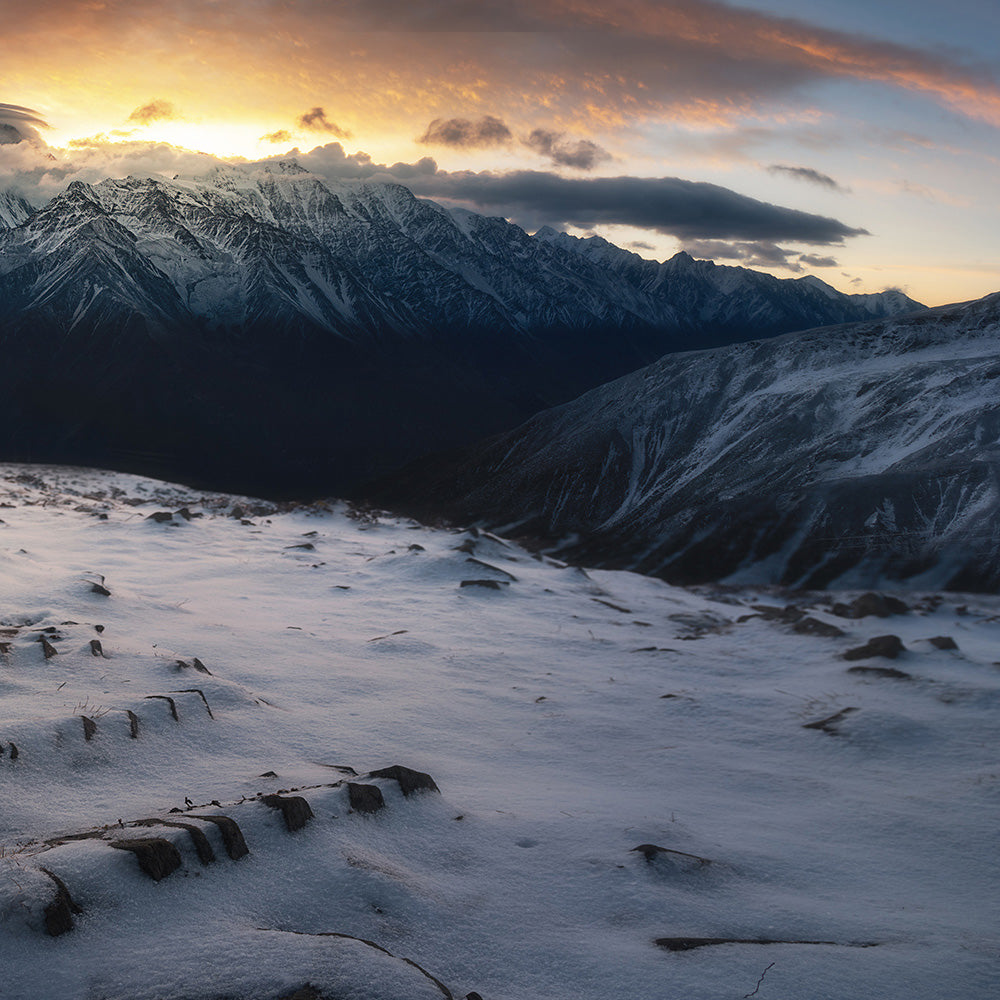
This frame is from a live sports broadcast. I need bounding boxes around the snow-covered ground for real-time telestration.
[0,465,996,1000]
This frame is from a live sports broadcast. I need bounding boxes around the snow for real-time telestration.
[0,464,997,1000]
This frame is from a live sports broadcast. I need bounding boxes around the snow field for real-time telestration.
[0,465,997,999]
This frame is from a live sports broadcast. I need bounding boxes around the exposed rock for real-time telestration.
[145,694,179,720]
[844,635,905,660]
[347,782,386,814]
[460,579,507,590]
[847,666,912,680]
[90,639,104,657]
[792,617,845,638]
[368,764,440,796]
[39,635,58,659]
[832,593,909,619]
[40,868,82,937]
[146,511,174,523]
[262,794,315,832]
[81,716,97,741]
[630,844,711,865]
[137,820,215,865]
[189,815,249,859]
[802,707,859,734]
[110,837,183,881]
[90,581,112,596]
[127,710,140,738]
[928,635,959,650]
[654,936,878,951]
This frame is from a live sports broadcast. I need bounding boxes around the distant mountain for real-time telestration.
[371,292,1000,591]
[0,162,922,495]
[0,190,33,230]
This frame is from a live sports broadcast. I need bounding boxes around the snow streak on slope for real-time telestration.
[373,292,1000,590]
[0,465,997,1000]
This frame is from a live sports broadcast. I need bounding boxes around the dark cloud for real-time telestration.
[0,103,49,144]
[261,129,294,144]
[127,99,179,125]
[297,108,351,137]
[799,253,839,267]
[418,116,513,149]
[683,239,844,272]
[405,170,868,243]
[522,129,611,170]
[768,164,847,191]
[629,240,656,251]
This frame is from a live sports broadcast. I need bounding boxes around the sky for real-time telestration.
[1,0,998,305]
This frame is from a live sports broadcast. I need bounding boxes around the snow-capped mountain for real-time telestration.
[0,162,922,494]
[371,291,1000,591]
[0,189,33,230]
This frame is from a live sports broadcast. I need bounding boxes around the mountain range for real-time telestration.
[0,162,922,496]
[372,292,1000,590]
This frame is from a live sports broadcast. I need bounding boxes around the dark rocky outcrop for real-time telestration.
[262,795,315,832]
[110,837,183,881]
[844,635,905,660]
[368,765,440,797]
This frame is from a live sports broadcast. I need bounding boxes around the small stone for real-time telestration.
[90,639,104,657]
[792,617,845,638]
[189,815,249,859]
[39,635,58,659]
[90,581,111,596]
[368,764,440,796]
[844,635,905,660]
[348,782,386,814]
[81,716,97,741]
[127,710,140,738]
[928,635,959,650]
[110,838,182,881]
[460,579,507,590]
[262,794,315,832]
[147,511,174,523]
[803,706,859,734]
[40,868,82,937]
[847,666,912,680]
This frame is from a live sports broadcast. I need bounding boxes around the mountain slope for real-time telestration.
[370,292,1000,590]
[0,163,923,495]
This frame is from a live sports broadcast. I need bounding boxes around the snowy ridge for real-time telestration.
[0,464,996,999]
[0,161,924,495]
[373,292,1000,590]
[0,190,33,230]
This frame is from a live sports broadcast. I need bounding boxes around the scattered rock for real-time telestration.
[189,815,249,859]
[90,581,111,596]
[368,764,440,796]
[631,844,712,865]
[928,635,959,650]
[844,635,905,660]
[453,539,477,554]
[262,794,315,832]
[146,511,175,523]
[90,639,104,657]
[348,782,386,814]
[466,557,518,581]
[408,543,425,552]
[847,666,912,680]
[654,936,878,951]
[39,635,58,659]
[110,837,183,881]
[9,742,18,760]
[127,710,140,739]
[81,716,97,741]
[137,820,216,865]
[750,604,804,624]
[792,617,845,638]
[40,868,82,937]
[285,542,315,550]
[831,593,909,619]
[802,707,859,734]
[460,579,507,590]
[229,506,245,520]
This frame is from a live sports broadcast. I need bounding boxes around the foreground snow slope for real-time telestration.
[0,465,996,1000]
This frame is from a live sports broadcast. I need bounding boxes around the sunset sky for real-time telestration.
[2,0,997,305]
